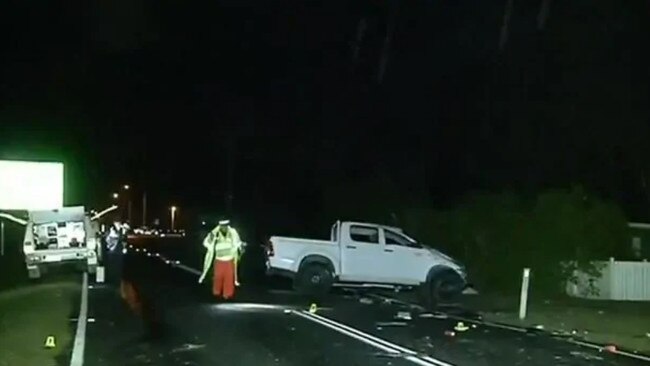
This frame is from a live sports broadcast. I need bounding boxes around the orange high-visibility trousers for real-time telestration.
[212,259,235,299]
[120,280,142,316]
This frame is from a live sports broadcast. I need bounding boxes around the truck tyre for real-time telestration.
[422,270,464,310]
[295,263,333,297]
[27,265,41,280]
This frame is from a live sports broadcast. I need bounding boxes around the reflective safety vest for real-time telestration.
[199,225,242,283]
[213,228,240,261]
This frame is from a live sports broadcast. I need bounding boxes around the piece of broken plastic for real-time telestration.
[396,311,412,320]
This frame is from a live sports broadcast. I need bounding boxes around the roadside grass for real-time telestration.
[464,293,650,354]
[0,276,79,366]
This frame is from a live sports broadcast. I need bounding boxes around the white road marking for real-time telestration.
[294,310,454,366]
[174,263,201,275]
[69,272,88,366]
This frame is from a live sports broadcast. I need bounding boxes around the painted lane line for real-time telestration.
[295,310,454,366]
[70,272,89,366]
[293,311,446,366]
[305,311,423,356]
[174,263,201,276]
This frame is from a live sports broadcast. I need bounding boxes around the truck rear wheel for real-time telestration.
[295,263,333,297]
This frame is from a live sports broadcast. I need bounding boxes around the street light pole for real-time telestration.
[123,185,132,224]
[170,206,177,231]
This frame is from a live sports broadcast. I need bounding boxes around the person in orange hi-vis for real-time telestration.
[198,219,242,300]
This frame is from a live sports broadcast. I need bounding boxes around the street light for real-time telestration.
[170,206,178,231]
[122,184,132,223]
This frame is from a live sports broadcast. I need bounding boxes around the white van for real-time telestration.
[20,206,113,279]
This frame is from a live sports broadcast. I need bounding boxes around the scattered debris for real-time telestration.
[283,309,291,314]
[420,312,447,319]
[570,351,604,361]
[170,343,206,354]
[88,318,95,323]
[444,330,456,337]
[602,344,617,353]
[395,311,412,321]
[376,322,408,327]
[359,297,374,305]
[462,287,479,295]
[454,322,470,332]
[373,352,405,359]
[646,333,650,338]
[534,324,545,330]
[471,324,477,329]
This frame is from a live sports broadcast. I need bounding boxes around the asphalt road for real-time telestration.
[82,238,650,366]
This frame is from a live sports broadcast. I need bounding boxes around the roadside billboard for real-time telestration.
[0,160,64,210]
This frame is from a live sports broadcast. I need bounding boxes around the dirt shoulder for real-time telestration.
[0,276,80,366]
[464,293,650,354]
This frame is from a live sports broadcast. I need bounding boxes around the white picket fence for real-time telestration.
[566,258,650,301]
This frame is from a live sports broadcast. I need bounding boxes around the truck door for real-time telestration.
[340,224,389,283]
[381,228,430,285]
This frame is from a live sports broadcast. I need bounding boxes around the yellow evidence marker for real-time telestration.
[309,303,318,314]
[44,336,56,349]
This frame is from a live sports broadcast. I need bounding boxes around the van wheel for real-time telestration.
[295,264,333,297]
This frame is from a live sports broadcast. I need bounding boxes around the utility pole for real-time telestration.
[225,139,234,216]
[498,0,515,52]
[127,200,132,224]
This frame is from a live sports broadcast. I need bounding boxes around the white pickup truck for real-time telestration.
[265,221,468,307]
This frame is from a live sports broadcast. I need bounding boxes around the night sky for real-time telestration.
[2,1,650,234]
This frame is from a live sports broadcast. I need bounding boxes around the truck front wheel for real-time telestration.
[295,264,333,296]
[421,271,464,310]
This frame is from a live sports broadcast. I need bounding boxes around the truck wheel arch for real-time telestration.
[425,265,463,286]
[298,255,336,278]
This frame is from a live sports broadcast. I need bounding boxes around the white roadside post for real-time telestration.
[96,266,105,283]
[519,268,531,320]
[1,220,5,256]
